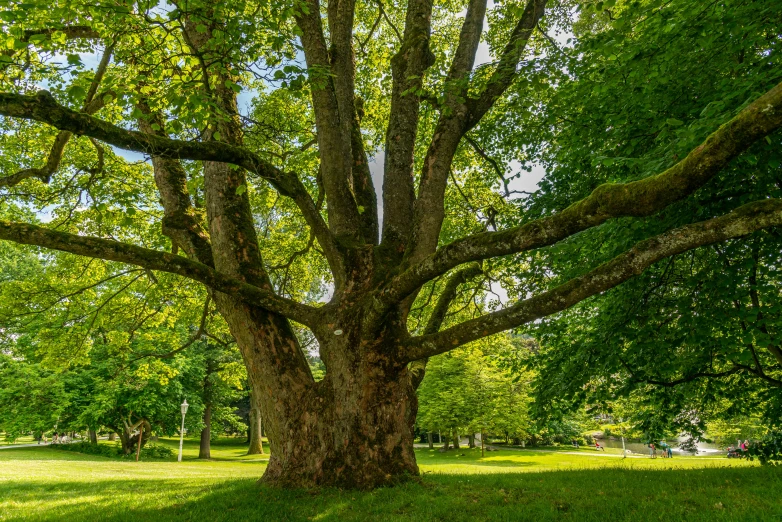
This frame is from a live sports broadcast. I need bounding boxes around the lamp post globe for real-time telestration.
[178,399,189,462]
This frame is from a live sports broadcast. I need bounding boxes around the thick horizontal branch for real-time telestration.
[0,91,292,190]
[384,80,782,307]
[0,221,320,327]
[403,198,782,362]
[22,26,101,40]
[0,90,344,280]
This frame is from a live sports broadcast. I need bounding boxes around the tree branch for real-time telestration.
[402,198,782,362]
[404,0,546,265]
[131,296,212,361]
[136,102,215,266]
[22,26,101,40]
[0,221,321,327]
[409,262,482,389]
[380,0,435,255]
[295,0,364,245]
[0,90,344,281]
[384,80,782,306]
[467,0,548,125]
[0,45,113,188]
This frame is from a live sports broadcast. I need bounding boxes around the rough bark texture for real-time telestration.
[89,429,98,445]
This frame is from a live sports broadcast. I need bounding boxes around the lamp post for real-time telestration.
[178,399,189,463]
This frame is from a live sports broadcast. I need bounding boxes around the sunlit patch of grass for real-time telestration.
[0,439,779,521]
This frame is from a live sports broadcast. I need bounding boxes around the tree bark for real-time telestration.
[428,432,434,449]
[199,403,211,459]
[88,429,98,444]
[452,430,460,450]
[250,331,420,488]
[468,433,475,449]
[108,432,116,441]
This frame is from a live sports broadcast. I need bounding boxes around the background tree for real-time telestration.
[2,0,782,488]
[0,240,245,452]
[516,0,782,441]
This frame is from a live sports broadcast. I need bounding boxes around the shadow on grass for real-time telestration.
[3,465,782,522]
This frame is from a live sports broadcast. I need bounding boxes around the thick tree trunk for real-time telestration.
[199,404,211,459]
[89,429,98,444]
[247,387,264,455]
[468,433,475,449]
[108,432,116,441]
[224,314,420,487]
[428,432,434,449]
[259,351,419,488]
[452,430,460,450]
[442,434,451,451]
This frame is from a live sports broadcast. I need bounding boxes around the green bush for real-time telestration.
[51,441,175,460]
[140,443,175,460]
[744,430,782,466]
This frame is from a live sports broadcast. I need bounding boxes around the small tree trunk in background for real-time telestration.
[452,430,460,450]
[136,424,144,461]
[247,387,264,455]
[468,433,475,448]
[108,432,116,441]
[481,432,485,457]
[428,432,433,449]
[89,429,98,444]
[119,428,132,455]
[199,403,212,459]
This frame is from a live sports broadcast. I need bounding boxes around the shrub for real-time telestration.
[51,441,175,460]
[744,430,782,466]
[140,442,175,460]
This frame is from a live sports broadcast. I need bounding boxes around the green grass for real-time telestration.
[1,438,780,521]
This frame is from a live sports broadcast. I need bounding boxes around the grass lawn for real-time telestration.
[1,438,780,521]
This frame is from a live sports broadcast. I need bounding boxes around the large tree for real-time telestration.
[1,0,782,487]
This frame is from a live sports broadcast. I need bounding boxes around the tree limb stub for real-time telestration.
[0,221,320,326]
[403,198,782,362]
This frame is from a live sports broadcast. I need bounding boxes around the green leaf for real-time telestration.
[235,184,247,195]
[68,85,86,100]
